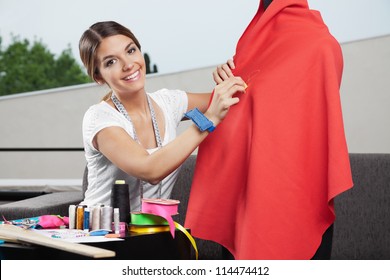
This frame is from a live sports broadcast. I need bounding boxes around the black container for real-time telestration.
[111,180,131,224]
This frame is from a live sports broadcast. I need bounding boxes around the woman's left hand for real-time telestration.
[213,59,235,84]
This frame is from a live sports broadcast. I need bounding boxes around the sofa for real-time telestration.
[1,153,389,260]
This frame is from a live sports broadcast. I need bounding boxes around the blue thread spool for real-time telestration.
[83,207,90,232]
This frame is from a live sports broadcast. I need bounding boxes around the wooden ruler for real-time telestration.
[0,224,116,259]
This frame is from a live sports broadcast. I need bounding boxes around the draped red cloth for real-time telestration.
[185,0,353,259]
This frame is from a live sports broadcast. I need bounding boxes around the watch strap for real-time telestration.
[184,108,215,132]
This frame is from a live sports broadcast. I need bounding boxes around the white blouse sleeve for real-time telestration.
[82,103,127,152]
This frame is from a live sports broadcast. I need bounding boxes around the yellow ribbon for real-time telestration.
[129,225,170,234]
[174,222,198,260]
[129,220,198,260]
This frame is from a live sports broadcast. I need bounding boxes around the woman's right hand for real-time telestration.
[205,76,246,126]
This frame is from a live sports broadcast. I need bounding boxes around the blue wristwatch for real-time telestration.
[184,108,216,132]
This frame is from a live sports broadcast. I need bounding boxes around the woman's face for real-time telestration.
[95,34,146,96]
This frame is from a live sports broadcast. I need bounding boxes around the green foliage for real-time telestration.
[0,35,159,96]
[0,36,91,96]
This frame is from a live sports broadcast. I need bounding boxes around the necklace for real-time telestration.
[111,93,163,208]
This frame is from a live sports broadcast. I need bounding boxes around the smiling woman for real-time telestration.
[77,21,246,212]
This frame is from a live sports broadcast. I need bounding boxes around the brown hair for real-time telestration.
[79,21,141,83]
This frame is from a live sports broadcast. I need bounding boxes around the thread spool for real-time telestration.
[110,222,127,237]
[111,180,131,224]
[68,205,76,229]
[91,205,102,231]
[83,207,90,232]
[100,206,113,231]
[76,205,85,230]
[88,206,94,229]
[118,222,127,237]
[113,208,120,234]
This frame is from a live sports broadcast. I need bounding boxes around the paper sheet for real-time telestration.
[32,229,123,243]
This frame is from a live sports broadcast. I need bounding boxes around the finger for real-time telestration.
[213,86,245,105]
[213,70,223,84]
[227,59,235,69]
[217,65,230,81]
[224,85,246,99]
[222,76,247,91]
[220,80,247,98]
[221,64,234,78]
[217,97,240,119]
[224,96,240,107]
[213,76,246,97]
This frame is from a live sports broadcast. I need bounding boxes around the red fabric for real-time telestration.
[185,0,353,259]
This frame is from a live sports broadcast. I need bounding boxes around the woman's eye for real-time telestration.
[128,47,136,54]
[105,59,115,67]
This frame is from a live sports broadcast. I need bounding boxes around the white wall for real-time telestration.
[0,36,389,179]
[340,35,390,153]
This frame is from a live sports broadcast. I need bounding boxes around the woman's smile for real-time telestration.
[123,70,140,82]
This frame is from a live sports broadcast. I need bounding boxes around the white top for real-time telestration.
[81,88,188,211]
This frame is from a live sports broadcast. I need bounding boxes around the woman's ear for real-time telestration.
[94,73,105,85]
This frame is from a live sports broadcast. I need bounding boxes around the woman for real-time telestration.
[78,21,246,211]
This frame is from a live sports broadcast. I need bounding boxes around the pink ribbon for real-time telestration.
[38,215,68,229]
[141,199,179,237]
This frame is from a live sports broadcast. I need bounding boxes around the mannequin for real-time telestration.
[185,0,353,260]
[264,0,272,10]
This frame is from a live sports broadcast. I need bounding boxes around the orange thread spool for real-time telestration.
[76,205,85,230]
